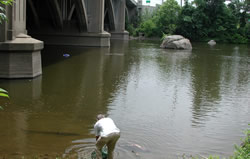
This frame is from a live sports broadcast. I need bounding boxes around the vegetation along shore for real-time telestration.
[126,0,250,44]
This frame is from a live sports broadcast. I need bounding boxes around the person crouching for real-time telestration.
[94,114,120,159]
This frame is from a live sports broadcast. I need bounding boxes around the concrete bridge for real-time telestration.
[0,0,138,78]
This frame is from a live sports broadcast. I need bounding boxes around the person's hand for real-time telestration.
[96,136,99,141]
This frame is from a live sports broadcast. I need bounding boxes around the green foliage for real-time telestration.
[0,12,7,24]
[0,0,13,24]
[138,18,158,37]
[125,5,144,37]
[232,128,250,159]
[0,0,13,5]
[0,4,6,24]
[135,0,249,43]
[141,8,156,22]
[0,88,9,110]
[155,0,181,35]
[176,1,198,40]
[175,0,249,43]
[126,23,137,37]
[137,0,180,37]
[133,6,159,37]
[228,0,250,27]
[243,23,250,40]
[230,33,248,44]
[0,88,8,97]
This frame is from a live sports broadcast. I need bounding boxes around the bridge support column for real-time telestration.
[84,0,110,46]
[0,0,44,78]
[111,0,129,40]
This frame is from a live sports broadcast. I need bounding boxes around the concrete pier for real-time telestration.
[0,0,43,78]
[111,0,129,40]
[0,0,138,78]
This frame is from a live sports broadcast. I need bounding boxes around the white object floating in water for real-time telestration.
[208,40,216,45]
[63,54,70,57]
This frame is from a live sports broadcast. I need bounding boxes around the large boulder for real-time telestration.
[160,35,192,50]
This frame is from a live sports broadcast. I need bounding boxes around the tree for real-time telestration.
[138,17,158,37]
[137,0,181,37]
[156,0,181,35]
[228,0,250,42]
[228,0,250,27]
[176,0,248,43]
[176,1,197,40]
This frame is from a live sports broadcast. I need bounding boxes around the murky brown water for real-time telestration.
[0,40,249,159]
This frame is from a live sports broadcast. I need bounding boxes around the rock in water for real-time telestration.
[160,35,192,50]
[208,40,216,45]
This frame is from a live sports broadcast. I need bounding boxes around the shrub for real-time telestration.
[232,128,250,159]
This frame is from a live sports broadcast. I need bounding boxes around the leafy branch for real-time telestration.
[0,0,13,24]
[0,88,9,110]
[0,0,13,5]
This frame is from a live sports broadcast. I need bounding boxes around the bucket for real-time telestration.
[91,145,108,159]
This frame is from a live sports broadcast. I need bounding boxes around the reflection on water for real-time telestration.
[64,138,96,159]
[0,41,249,158]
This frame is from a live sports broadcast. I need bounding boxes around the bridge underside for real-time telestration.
[0,0,137,78]
[26,0,134,46]
[27,0,110,47]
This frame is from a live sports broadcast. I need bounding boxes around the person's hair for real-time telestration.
[96,114,105,120]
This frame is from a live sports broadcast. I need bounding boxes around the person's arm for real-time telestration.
[94,122,100,141]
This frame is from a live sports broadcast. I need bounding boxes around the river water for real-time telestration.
[0,40,249,159]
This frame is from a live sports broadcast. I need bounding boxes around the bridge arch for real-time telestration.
[0,0,134,78]
[27,0,88,33]
[104,0,116,32]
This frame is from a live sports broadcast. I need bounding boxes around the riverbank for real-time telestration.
[129,36,250,46]
[128,0,249,44]
[3,129,249,159]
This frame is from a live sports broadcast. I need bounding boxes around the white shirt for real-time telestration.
[94,117,120,137]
